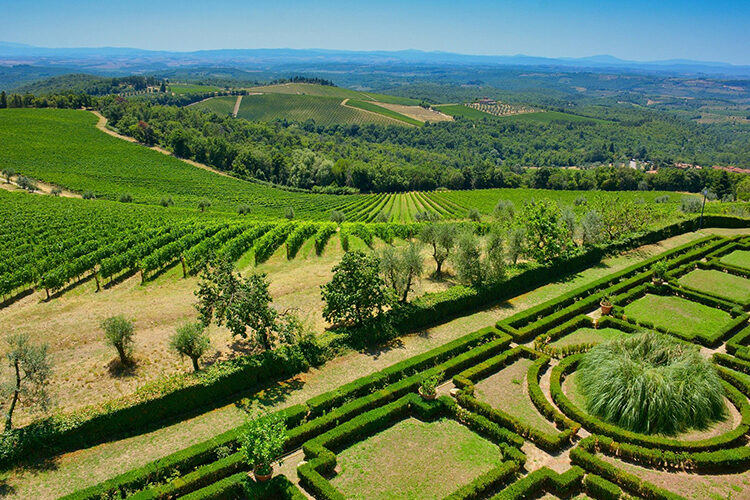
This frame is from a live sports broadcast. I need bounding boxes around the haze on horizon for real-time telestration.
[2,0,750,65]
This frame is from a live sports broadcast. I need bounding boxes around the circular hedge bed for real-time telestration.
[577,332,726,435]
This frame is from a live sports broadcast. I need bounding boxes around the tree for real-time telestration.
[0,91,6,109]
[737,177,750,201]
[196,259,277,350]
[507,227,526,265]
[284,207,295,220]
[101,315,135,365]
[2,334,51,431]
[467,208,482,222]
[170,322,210,371]
[493,199,515,222]
[1,168,14,183]
[485,227,506,282]
[581,210,605,245]
[453,231,484,286]
[330,210,345,224]
[321,251,391,326]
[240,413,287,476]
[379,242,424,303]
[419,223,457,277]
[520,200,570,263]
[197,198,211,212]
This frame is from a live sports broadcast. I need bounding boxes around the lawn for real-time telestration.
[721,249,750,270]
[549,327,626,348]
[331,417,504,499]
[678,268,750,304]
[474,358,558,434]
[623,294,733,340]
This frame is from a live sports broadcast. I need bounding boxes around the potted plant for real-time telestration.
[240,413,287,482]
[418,372,442,400]
[651,260,668,285]
[600,295,613,316]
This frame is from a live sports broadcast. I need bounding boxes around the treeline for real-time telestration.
[3,90,748,195]
[266,75,336,87]
[97,96,745,195]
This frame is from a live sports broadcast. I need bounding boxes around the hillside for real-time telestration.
[0,108,356,217]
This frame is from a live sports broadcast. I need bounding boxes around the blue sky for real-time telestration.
[2,0,749,64]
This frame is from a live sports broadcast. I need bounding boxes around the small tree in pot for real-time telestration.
[419,372,442,400]
[240,413,287,482]
[651,260,668,285]
[600,295,613,316]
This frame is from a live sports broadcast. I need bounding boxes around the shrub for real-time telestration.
[101,315,135,365]
[577,332,726,434]
[197,198,211,212]
[160,196,174,207]
[237,204,251,215]
[239,413,287,476]
[329,210,345,224]
[50,187,62,196]
[681,196,702,213]
[82,191,96,199]
[419,371,442,398]
[467,207,482,222]
[651,260,668,281]
[284,207,295,220]
[119,193,133,203]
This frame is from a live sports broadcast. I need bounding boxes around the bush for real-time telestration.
[82,190,96,200]
[160,196,174,207]
[237,204,250,215]
[681,196,702,213]
[577,332,726,435]
[119,193,133,203]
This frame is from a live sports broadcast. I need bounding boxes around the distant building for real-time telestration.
[477,98,496,106]
[629,160,637,169]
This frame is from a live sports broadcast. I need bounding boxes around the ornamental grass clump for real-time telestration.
[577,332,726,435]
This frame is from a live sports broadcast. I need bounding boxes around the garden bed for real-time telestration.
[623,294,734,340]
[678,268,750,305]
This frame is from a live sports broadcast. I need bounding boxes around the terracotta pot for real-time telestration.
[600,302,613,315]
[418,387,437,400]
[253,465,273,482]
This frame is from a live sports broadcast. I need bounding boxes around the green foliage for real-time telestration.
[321,251,391,327]
[196,259,278,350]
[239,413,287,474]
[419,222,457,277]
[2,333,51,431]
[170,322,210,372]
[379,242,424,302]
[681,195,703,213]
[651,259,669,280]
[100,315,135,365]
[453,231,485,286]
[578,332,726,434]
[418,372,442,397]
[520,200,570,262]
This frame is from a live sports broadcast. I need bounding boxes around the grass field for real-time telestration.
[678,268,750,304]
[331,417,504,499]
[474,358,558,434]
[623,294,734,340]
[497,110,607,124]
[721,249,750,270]
[169,83,222,95]
[195,93,407,126]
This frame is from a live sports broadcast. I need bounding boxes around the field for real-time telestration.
[497,110,607,124]
[344,99,423,126]
[243,82,421,105]
[435,103,495,119]
[196,93,409,126]
[169,83,223,95]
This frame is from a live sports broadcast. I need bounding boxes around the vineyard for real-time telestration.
[336,191,468,222]
[465,100,537,117]
[0,108,359,216]
[195,94,409,126]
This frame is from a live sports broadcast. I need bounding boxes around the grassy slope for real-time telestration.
[497,110,607,124]
[169,83,222,95]
[0,108,354,217]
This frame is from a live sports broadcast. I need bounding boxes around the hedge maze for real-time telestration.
[65,233,750,499]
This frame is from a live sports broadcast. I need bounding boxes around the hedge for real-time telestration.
[177,472,306,500]
[550,354,750,451]
[299,394,526,500]
[313,223,337,255]
[570,441,686,500]
[64,328,511,499]
[453,346,579,451]
[584,474,622,500]
[489,466,584,500]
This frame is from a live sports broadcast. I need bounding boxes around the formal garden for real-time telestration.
[58,232,750,499]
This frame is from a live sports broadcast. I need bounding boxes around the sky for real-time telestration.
[2,0,749,65]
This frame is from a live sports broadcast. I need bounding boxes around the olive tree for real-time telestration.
[101,315,135,365]
[419,223,457,277]
[2,334,51,431]
[170,322,210,372]
[1,168,15,183]
[453,231,484,286]
[379,242,424,303]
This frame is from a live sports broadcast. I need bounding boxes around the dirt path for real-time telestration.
[4,228,748,499]
[90,110,234,179]
[232,95,243,118]
[0,177,80,198]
